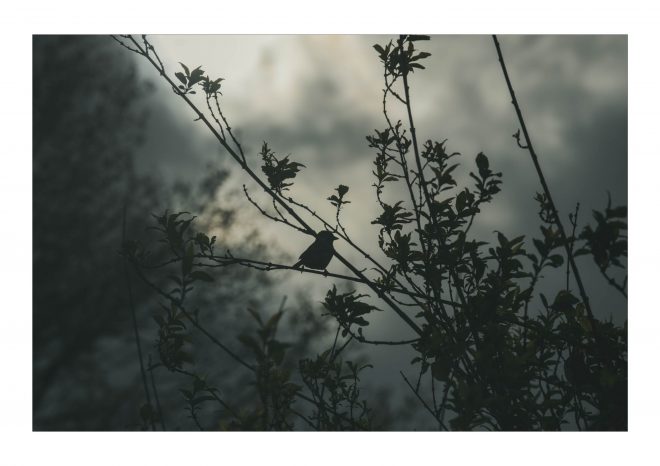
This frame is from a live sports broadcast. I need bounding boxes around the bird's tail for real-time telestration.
[292,260,303,269]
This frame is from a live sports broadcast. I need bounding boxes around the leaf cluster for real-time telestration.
[322,285,382,338]
[259,142,305,193]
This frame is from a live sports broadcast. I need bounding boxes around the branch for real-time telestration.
[147,355,167,430]
[400,371,447,430]
[130,260,256,372]
[491,35,604,352]
[130,256,370,430]
[117,35,424,337]
[121,204,155,431]
[242,185,307,234]
[140,251,459,305]
[597,266,627,298]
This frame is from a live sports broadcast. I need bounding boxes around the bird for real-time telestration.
[293,231,337,272]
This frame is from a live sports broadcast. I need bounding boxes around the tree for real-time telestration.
[33,35,162,428]
[115,34,627,431]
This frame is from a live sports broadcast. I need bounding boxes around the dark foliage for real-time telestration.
[115,34,627,431]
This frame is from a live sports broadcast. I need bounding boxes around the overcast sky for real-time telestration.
[133,35,626,301]
[128,35,627,423]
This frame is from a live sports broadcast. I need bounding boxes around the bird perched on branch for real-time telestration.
[293,230,337,272]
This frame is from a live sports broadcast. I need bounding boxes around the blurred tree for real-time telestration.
[33,35,163,428]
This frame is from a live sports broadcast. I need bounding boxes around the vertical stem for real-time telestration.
[491,35,602,350]
[148,355,167,431]
[122,203,155,431]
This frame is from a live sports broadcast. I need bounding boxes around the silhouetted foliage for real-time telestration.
[116,34,627,431]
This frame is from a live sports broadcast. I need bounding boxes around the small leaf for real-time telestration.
[408,35,431,41]
[175,72,186,84]
[548,254,564,268]
[475,152,489,178]
[179,62,190,76]
[246,308,263,326]
[551,290,579,312]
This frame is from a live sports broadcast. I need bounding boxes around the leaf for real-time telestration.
[456,189,468,212]
[533,238,547,256]
[551,290,579,312]
[175,72,187,84]
[497,231,508,249]
[264,311,284,338]
[373,44,386,56]
[411,52,432,61]
[178,62,190,76]
[475,152,489,178]
[548,254,564,268]
[246,308,263,326]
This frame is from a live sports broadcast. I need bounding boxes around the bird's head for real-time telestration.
[316,230,337,243]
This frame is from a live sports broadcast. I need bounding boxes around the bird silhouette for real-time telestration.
[293,231,337,271]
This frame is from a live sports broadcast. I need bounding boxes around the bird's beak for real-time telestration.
[331,234,338,241]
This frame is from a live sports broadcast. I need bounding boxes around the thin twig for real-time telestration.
[598,266,627,298]
[148,355,167,431]
[400,371,447,430]
[122,204,155,431]
[131,261,256,372]
[567,203,580,290]
[492,35,602,350]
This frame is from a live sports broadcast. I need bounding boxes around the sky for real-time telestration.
[132,34,627,309]
[125,34,628,424]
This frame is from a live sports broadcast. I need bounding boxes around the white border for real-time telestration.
[2,0,656,465]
